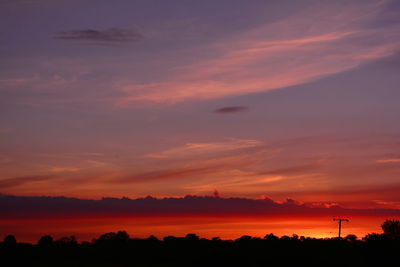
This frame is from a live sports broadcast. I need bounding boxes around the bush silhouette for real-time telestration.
[3,235,17,246]
[38,235,54,246]
[94,230,130,245]
[344,234,357,242]
[362,232,385,242]
[185,233,200,241]
[55,236,78,247]
[264,233,279,241]
[381,219,400,239]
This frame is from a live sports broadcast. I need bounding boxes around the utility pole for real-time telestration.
[333,218,349,239]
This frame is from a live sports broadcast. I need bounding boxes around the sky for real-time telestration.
[1,0,400,241]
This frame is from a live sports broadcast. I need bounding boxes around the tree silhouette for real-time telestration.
[38,235,54,246]
[381,219,400,239]
[264,233,279,241]
[362,232,385,242]
[344,234,357,242]
[94,230,129,245]
[1,219,400,267]
[55,236,78,247]
[146,235,158,241]
[185,233,200,241]
[236,235,252,242]
[115,230,129,240]
[3,235,17,246]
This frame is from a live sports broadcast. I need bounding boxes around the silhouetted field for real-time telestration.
[2,222,400,267]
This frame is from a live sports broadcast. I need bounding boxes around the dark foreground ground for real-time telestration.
[1,232,399,267]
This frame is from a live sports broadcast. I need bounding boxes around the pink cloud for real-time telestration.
[376,158,400,163]
[144,139,262,159]
[116,1,400,105]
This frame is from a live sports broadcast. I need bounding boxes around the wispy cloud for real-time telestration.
[259,164,319,176]
[54,28,143,43]
[0,74,79,94]
[145,139,262,159]
[373,200,400,209]
[376,158,400,163]
[115,166,219,184]
[47,159,110,174]
[0,175,52,189]
[116,1,400,105]
[50,167,81,173]
[269,183,400,209]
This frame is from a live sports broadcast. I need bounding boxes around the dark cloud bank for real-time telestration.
[54,28,143,43]
[1,195,399,219]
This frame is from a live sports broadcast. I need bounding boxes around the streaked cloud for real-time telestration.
[270,183,400,209]
[116,1,400,105]
[0,175,52,189]
[373,200,400,209]
[258,164,319,176]
[145,139,262,159]
[54,28,143,43]
[50,167,81,173]
[376,158,400,163]
[115,166,219,184]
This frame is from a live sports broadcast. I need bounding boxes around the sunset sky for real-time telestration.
[1,0,400,241]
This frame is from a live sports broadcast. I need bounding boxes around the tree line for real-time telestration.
[1,219,399,267]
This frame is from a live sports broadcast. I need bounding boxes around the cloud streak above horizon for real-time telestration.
[0,176,52,189]
[145,139,262,159]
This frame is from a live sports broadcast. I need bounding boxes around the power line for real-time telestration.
[333,218,349,239]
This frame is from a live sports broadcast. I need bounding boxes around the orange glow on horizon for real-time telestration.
[0,214,391,243]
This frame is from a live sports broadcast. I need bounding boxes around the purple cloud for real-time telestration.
[1,194,399,219]
[54,28,143,43]
[214,106,249,114]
